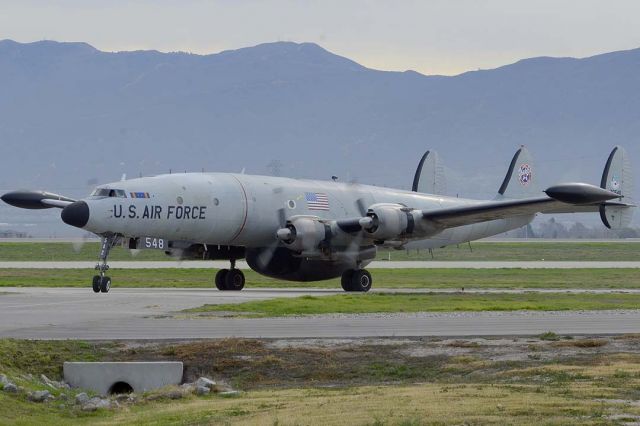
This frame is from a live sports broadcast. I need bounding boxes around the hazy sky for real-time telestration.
[2,0,640,75]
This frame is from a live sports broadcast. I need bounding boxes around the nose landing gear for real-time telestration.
[215,259,245,291]
[92,235,119,293]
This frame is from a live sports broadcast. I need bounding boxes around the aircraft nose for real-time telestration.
[61,201,89,228]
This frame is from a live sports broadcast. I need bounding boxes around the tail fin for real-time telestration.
[600,146,634,229]
[496,146,538,199]
[412,150,446,195]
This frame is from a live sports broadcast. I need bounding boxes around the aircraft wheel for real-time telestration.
[350,270,372,292]
[225,269,245,291]
[215,269,229,291]
[341,270,355,291]
[92,275,101,293]
[100,276,111,293]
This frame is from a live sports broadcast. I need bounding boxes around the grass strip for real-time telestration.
[1,268,639,289]
[186,292,640,317]
[1,241,639,261]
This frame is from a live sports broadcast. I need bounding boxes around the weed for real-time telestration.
[554,339,607,348]
[539,331,560,341]
[613,369,631,379]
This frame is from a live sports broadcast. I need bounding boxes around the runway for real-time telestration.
[2,261,640,269]
[1,287,638,339]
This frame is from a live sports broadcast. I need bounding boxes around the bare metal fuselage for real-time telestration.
[84,172,532,249]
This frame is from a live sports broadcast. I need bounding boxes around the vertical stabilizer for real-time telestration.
[496,146,538,199]
[600,146,634,229]
[412,150,446,195]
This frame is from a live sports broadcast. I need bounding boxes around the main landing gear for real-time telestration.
[341,268,373,292]
[215,259,245,291]
[92,235,118,293]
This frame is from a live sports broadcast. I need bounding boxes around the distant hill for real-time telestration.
[1,39,639,234]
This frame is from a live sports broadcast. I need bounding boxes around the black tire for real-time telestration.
[215,269,229,290]
[225,269,245,291]
[341,270,355,292]
[92,275,101,293]
[100,276,111,293]
[350,270,372,292]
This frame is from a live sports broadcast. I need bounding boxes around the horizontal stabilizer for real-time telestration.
[0,190,75,209]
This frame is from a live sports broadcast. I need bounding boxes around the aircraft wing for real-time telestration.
[422,197,555,228]
[422,183,621,229]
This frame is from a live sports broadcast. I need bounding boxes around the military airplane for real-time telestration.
[1,146,634,293]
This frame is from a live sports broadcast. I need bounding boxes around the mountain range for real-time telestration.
[1,39,639,234]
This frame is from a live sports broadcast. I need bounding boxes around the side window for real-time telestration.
[91,188,110,197]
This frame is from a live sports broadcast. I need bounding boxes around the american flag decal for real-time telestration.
[305,192,330,210]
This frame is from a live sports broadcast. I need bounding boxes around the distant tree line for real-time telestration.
[505,218,639,239]
[0,230,30,238]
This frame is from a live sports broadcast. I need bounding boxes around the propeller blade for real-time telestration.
[71,232,96,254]
[342,231,365,264]
[256,240,281,269]
[258,205,291,268]
[356,198,368,216]
[336,198,372,233]
[277,207,287,228]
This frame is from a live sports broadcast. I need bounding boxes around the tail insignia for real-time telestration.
[518,164,532,186]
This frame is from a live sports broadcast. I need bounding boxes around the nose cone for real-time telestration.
[61,201,89,228]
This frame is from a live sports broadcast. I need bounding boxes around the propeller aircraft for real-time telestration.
[2,146,634,293]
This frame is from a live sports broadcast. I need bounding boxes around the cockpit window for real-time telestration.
[91,188,127,198]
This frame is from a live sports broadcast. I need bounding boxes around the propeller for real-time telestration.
[71,232,98,254]
[336,197,375,233]
[343,197,373,264]
[256,207,288,269]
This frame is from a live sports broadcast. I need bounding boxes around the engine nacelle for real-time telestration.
[276,216,327,254]
[363,203,415,241]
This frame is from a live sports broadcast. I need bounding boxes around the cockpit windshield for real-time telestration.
[91,188,127,198]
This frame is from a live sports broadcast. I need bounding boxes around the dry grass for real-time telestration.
[553,339,608,348]
[98,381,640,425]
[3,338,640,424]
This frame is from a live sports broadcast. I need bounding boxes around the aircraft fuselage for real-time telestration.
[76,172,531,248]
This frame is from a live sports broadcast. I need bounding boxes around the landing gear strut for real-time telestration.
[215,259,245,291]
[341,269,372,292]
[92,235,118,293]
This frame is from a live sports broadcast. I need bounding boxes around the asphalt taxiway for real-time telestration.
[0,287,638,340]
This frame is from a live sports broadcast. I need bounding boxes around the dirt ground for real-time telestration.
[104,334,640,391]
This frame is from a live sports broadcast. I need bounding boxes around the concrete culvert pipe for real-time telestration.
[64,362,183,395]
[109,381,133,395]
